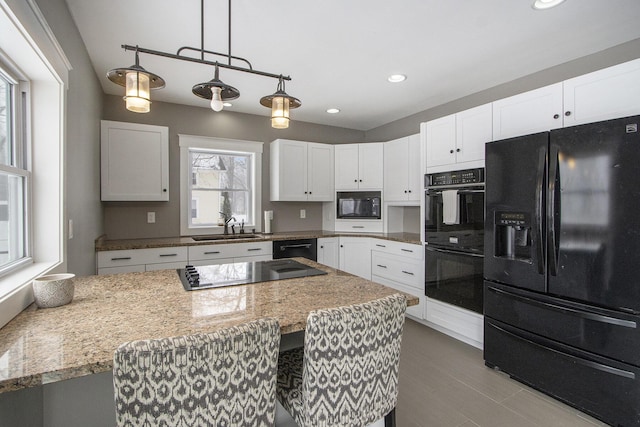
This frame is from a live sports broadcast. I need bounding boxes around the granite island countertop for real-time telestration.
[95,230,422,251]
[0,258,418,394]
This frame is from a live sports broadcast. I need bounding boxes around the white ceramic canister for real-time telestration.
[32,273,75,308]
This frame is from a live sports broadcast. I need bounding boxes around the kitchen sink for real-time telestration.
[191,234,261,241]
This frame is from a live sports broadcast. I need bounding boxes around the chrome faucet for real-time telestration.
[220,212,236,235]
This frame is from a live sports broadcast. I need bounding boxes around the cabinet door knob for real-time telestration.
[565,111,572,116]
[163,189,167,192]
[449,149,454,154]
[320,245,324,248]
[553,114,560,119]
[354,179,358,182]
[456,148,461,152]
[304,191,308,194]
[404,190,408,193]
[309,191,312,194]
[408,190,412,193]
[359,179,362,182]
[340,245,344,248]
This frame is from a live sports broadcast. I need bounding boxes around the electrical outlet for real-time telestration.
[147,212,156,224]
[300,209,306,219]
[68,219,74,239]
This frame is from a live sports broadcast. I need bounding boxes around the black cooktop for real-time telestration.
[177,259,328,291]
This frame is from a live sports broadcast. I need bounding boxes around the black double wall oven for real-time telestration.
[424,168,485,314]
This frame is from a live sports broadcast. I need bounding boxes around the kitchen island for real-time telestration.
[0,257,417,394]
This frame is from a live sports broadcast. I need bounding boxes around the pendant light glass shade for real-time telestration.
[107,49,165,113]
[192,64,240,112]
[260,77,301,129]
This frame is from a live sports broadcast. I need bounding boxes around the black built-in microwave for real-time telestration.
[336,191,381,219]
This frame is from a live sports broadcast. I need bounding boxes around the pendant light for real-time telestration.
[192,63,240,112]
[106,48,165,113]
[260,76,301,129]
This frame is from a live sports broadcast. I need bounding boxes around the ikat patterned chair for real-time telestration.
[276,294,407,427]
[113,318,280,427]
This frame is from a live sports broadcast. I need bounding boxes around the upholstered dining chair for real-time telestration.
[276,293,407,427]
[113,318,280,427]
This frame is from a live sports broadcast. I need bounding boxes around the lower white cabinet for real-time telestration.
[370,240,424,319]
[97,242,273,275]
[339,237,372,280]
[425,298,483,349]
[317,237,339,269]
[97,247,188,275]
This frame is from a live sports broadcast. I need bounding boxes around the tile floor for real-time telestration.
[396,319,609,427]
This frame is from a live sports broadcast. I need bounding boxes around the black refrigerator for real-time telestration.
[484,115,640,427]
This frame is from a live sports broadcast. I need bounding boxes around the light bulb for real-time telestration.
[271,96,290,129]
[210,86,223,112]
[124,71,150,113]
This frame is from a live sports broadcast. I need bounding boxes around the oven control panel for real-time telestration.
[425,168,484,187]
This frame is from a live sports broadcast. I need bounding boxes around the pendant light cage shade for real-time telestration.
[260,77,301,129]
[107,51,165,113]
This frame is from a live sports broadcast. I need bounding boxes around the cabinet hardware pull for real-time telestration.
[111,257,132,261]
[402,270,414,275]
[408,190,412,193]
[553,114,560,119]
[159,254,178,257]
[404,190,407,193]
[565,111,572,116]
[163,189,167,192]
[377,264,388,268]
[456,148,461,152]
[354,179,358,182]
[247,248,262,251]
[375,244,386,248]
[450,149,454,154]
[401,248,414,253]
[352,226,365,229]
[204,251,221,255]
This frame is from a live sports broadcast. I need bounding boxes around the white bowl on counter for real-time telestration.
[32,273,75,308]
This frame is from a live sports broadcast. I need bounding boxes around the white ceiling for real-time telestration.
[64,0,640,131]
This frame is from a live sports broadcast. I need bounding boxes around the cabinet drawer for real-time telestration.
[188,244,234,261]
[232,241,273,258]
[140,247,188,265]
[335,220,383,233]
[371,252,422,288]
[371,239,423,260]
[97,249,147,268]
[145,261,187,272]
[371,275,424,320]
[97,265,146,275]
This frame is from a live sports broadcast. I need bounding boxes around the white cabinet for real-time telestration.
[492,83,564,141]
[188,241,273,266]
[422,104,492,174]
[101,120,169,201]
[370,239,425,319]
[317,237,339,269]
[338,237,372,280]
[563,58,640,127]
[97,247,188,275]
[335,143,384,190]
[270,139,334,202]
[384,134,421,203]
[492,59,640,141]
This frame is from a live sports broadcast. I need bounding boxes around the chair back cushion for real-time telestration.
[302,294,407,426]
[113,318,280,427]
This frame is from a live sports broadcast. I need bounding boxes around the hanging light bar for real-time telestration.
[106,0,300,127]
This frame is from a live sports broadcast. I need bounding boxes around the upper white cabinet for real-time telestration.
[493,59,640,140]
[270,139,334,202]
[101,120,169,201]
[423,104,492,174]
[492,83,564,141]
[563,58,640,127]
[384,134,421,203]
[335,143,384,190]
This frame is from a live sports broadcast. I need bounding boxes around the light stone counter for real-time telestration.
[0,258,418,394]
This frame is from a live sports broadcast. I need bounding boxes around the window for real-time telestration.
[0,65,29,275]
[179,135,262,235]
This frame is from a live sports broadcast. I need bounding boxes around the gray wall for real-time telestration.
[35,0,104,276]
[102,97,364,239]
[365,38,640,142]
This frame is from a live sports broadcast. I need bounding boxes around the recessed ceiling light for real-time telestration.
[532,0,566,10]
[387,74,407,83]
[223,102,233,107]
[326,108,340,114]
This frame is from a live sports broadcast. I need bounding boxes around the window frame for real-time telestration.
[0,64,32,277]
[179,134,263,236]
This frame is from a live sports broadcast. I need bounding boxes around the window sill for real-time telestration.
[0,261,59,329]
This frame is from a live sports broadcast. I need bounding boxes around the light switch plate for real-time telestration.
[147,212,156,223]
[300,209,306,219]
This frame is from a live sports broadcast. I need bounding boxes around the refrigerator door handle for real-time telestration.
[548,145,560,276]
[487,286,637,329]
[535,147,546,275]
